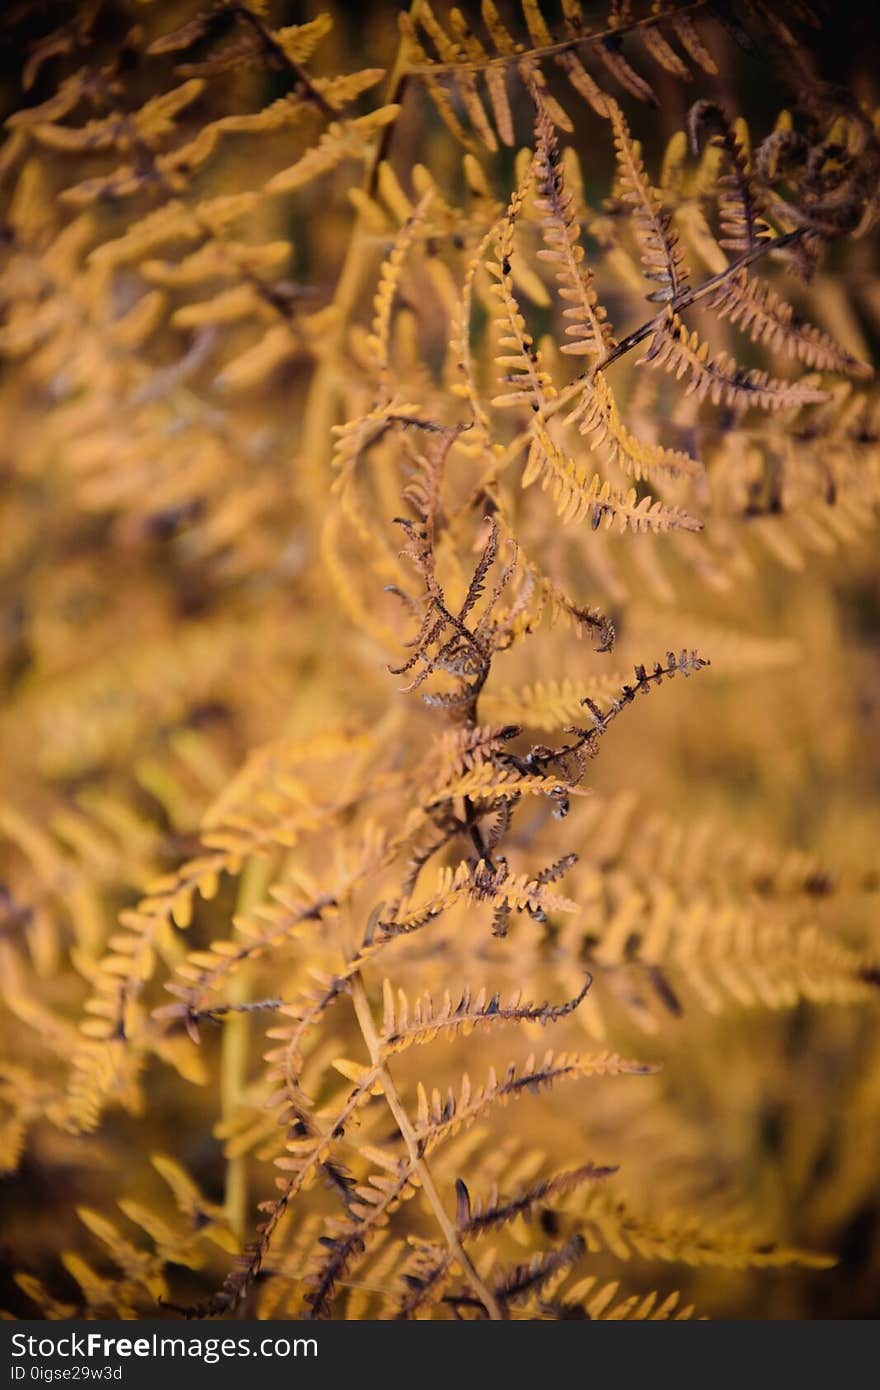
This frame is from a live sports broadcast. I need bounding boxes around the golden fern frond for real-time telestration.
[265,107,401,195]
[140,237,290,286]
[31,79,205,156]
[424,761,585,811]
[405,1,503,151]
[154,892,326,1036]
[608,97,689,303]
[532,99,616,360]
[12,1274,78,1320]
[576,1188,835,1270]
[415,1049,657,1155]
[449,225,497,445]
[147,8,344,115]
[146,10,332,66]
[425,722,523,782]
[644,308,831,410]
[638,20,693,84]
[5,0,877,1327]
[379,859,579,939]
[75,1208,168,1304]
[489,1233,587,1315]
[378,975,592,1056]
[481,673,638,730]
[122,1153,239,1264]
[624,608,802,675]
[87,194,256,269]
[709,271,873,379]
[493,529,616,651]
[367,191,433,386]
[160,98,309,177]
[566,369,702,480]
[68,730,376,1113]
[452,1162,617,1257]
[588,886,879,1018]
[0,1060,59,1175]
[401,0,737,144]
[304,1162,419,1319]
[561,1276,702,1319]
[689,101,773,255]
[447,5,515,145]
[321,510,401,648]
[489,166,557,412]
[668,12,718,75]
[522,418,702,532]
[573,783,876,902]
[387,1237,457,1319]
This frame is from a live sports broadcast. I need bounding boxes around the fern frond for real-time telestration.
[669,14,718,76]
[489,167,557,412]
[367,191,433,385]
[450,224,497,447]
[562,1275,701,1319]
[425,759,585,809]
[448,6,515,146]
[643,309,831,410]
[455,1160,615,1240]
[32,80,205,156]
[689,101,773,255]
[532,99,616,361]
[491,1233,586,1312]
[410,1,501,151]
[415,1049,657,1154]
[567,369,702,480]
[379,975,592,1055]
[576,1189,835,1271]
[304,1162,417,1319]
[379,859,580,939]
[494,530,616,651]
[608,98,689,303]
[709,271,872,379]
[425,722,522,782]
[593,891,879,1017]
[522,418,702,532]
[265,108,400,195]
[481,674,636,730]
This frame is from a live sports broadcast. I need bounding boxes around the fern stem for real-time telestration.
[221,853,275,1244]
[349,973,504,1320]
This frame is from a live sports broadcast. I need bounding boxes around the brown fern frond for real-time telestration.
[379,975,592,1055]
[689,101,773,254]
[482,1233,586,1313]
[455,1161,616,1240]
